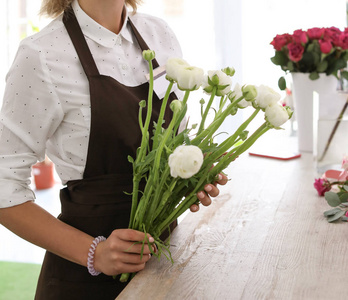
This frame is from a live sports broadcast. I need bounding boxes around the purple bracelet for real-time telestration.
[87,236,106,276]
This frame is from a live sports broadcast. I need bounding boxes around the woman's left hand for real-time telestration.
[190,173,228,212]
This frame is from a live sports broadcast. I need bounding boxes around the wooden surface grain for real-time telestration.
[117,152,348,300]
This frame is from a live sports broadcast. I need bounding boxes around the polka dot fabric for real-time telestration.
[0,0,182,208]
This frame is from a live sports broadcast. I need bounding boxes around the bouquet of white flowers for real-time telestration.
[120,50,292,282]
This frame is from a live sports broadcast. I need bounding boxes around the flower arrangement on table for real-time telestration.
[270,27,348,90]
[314,156,348,222]
[119,50,293,282]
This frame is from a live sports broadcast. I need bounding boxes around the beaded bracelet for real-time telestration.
[87,236,106,276]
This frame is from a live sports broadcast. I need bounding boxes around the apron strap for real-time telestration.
[128,17,160,69]
[63,8,100,77]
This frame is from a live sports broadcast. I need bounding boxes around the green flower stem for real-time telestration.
[134,106,182,230]
[191,96,244,146]
[216,95,229,116]
[129,59,154,227]
[150,175,179,225]
[182,90,190,107]
[207,108,261,162]
[225,123,270,164]
[129,175,141,228]
[197,87,217,135]
[173,91,190,134]
[155,163,215,235]
[120,273,129,282]
[152,81,174,150]
[155,121,270,236]
[138,105,144,132]
[137,60,154,162]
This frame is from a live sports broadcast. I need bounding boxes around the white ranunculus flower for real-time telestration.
[265,103,290,127]
[165,58,190,82]
[168,145,204,179]
[176,66,204,91]
[203,70,232,96]
[255,85,281,109]
[230,83,251,108]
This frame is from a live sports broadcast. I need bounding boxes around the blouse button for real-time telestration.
[122,64,128,70]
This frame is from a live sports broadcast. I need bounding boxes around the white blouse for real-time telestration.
[0,0,182,208]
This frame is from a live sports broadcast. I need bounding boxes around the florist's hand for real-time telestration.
[93,229,155,276]
[190,173,228,212]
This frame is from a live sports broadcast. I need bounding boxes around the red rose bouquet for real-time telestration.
[270,27,348,89]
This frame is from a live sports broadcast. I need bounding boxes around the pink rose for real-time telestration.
[307,27,325,40]
[337,33,348,50]
[292,29,308,44]
[271,34,292,51]
[324,27,342,46]
[319,39,333,54]
[287,43,304,62]
[313,178,331,196]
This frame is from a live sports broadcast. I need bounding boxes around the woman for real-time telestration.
[0,0,227,299]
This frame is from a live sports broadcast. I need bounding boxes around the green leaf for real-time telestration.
[287,61,294,71]
[341,216,348,222]
[326,58,347,75]
[309,72,320,80]
[301,52,315,67]
[127,155,134,163]
[323,207,342,217]
[270,51,289,66]
[339,192,348,203]
[278,76,287,90]
[184,134,191,145]
[325,191,342,207]
[343,185,348,192]
[312,52,320,66]
[307,43,315,52]
[327,210,345,222]
[316,60,328,73]
[217,84,230,91]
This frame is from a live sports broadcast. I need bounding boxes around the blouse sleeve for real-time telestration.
[0,38,64,208]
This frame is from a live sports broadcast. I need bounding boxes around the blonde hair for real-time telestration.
[40,0,141,18]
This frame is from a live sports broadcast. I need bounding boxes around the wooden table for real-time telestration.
[117,152,348,300]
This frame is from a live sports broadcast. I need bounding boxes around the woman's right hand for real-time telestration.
[93,229,154,276]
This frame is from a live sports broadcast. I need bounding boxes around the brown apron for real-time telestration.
[35,7,175,300]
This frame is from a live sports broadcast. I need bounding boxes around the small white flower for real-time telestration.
[255,85,281,109]
[203,70,232,96]
[265,103,290,127]
[230,83,251,108]
[176,66,204,91]
[168,145,204,179]
[165,58,190,82]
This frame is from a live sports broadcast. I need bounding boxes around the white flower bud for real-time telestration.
[265,103,290,127]
[230,83,251,108]
[142,50,156,61]
[170,99,182,113]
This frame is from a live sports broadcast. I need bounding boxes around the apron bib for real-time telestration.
[35,7,175,300]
